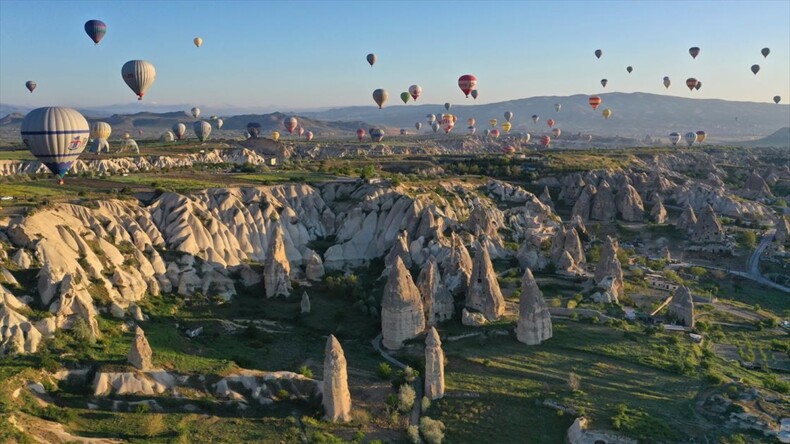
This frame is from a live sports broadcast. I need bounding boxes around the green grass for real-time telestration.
[0,148,35,161]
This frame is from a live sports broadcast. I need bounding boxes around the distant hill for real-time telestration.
[741,127,790,148]
[300,92,790,141]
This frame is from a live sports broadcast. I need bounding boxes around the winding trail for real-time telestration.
[372,334,423,426]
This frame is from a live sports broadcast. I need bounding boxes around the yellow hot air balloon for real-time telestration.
[501,122,512,133]
[193,37,202,48]
[91,122,112,140]
[488,118,498,128]
[451,114,457,123]
[271,131,280,142]
[602,109,613,120]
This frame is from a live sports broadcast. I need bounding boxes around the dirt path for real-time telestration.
[9,413,125,444]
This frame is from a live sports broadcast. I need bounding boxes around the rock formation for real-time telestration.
[441,233,472,296]
[424,327,445,400]
[668,286,695,328]
[381,257,425,350]
[516,269,552,345]
[539,186,554,208]
[461,308,487,326]
[593,236,624,303]
[465,243,504,321]
[127,326,153,371]
[742,171,773,199]
[550,226,585,275]
[301,292,311,314]
[651,199,668,224]
[571,185,596,221]
[417,257,454,325]
[590,180,616,221]
[677,203,698,231]
[0,286,42,355]
[691,205,725,243]
[305,251,325,281]
[776,216,790,245]
[384,230,412,272]
[615,184,645,221]
[264,225,291,298]
[322,335,351,422]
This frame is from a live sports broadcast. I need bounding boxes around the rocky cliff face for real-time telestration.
[264,225,291,298]
[128,326,153,371]
[516,269,553,345]
[417,256,454,326]
[322,335,352,422]
[668,286,695,328]
[381,257,425,350]
[593,236,624,304]
[424,327,445,400]
[465,241,505,321]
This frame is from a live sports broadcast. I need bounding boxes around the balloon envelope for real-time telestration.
[372,89,388,108]
[588,96,602,110]
[431,122,440,133]
[669,132,681,146]
[247,122,261,138]
[470,89,479,99]
[369,128,384,142]
[552,128,561,138]
[686,78,698,91]
[25,81,36,93]
[400,129,407,136]
[194,121,211,142]
[695,130,707,143]
[414,122,422,130]
[532,115,539,123]
[761,47,770,58]
[626,66,633,73]
[84,20,107,45]
[602,109,612,119]
[409,85,422,101]
[426,114,436,124]
[695,81,702,91]
[444,102,451,111]
[594,49,602,59]
[555,103,561,112]
[121,60,156,100]
[489,119,498,128]
[467,118,475,126]
[689,47,700,59]
[663,76,671,89]
[356,128,366,141]
[773,96,781,104]
[457,74,477,97]
[540,136,551,147]
[504,111,513,122]
[215,118,223,129]
[21,107,89,179]
[91,122,112,140]
[685,132,697,146]
[490,129,500,139]
[191,107,200,118]
[366,53,377,66]
[297,127,305,136]
[751,64,760,75]
[600,79,608,88]
[172,123,186,140]
[271,131,280,142]
[305,131,314,141]
[284,117,298,133]
[193,37,202,47]
[400,92,410,104]
[547,119,555,128]
[501,122,512,133]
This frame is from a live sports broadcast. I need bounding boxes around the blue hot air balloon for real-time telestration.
[84,20,107,45]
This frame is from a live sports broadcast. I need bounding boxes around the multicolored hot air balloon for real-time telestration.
[552,128,561,138]
[247,122,261,138]
[372,89,388,108]
[626,66,633,74]
[444,102,451,111]
[297,127,305,137]
[471,89,479,100]
[400,92,410,104]
[121,60,156,100]
[84,20,107,45]
[356,128,366,141]
[215,118,223,129]
[689,47,700,59]
[400,129,407,136]
[589,96,602,110]
[414,122,422,131]
[370,128,384,142]
[594,49,602,59]
[685,132,697,147]
[532,115,539,124]
[686,78,699,91]
[602,109,612,120]
[489,119,498,128]
[695,131,707,143]
[761,47,770,58]
[409,85,422,101]
[490,129,500,139]
[669,132,681,146]
[366,53,377,67]
[193,37,202,48]
[284,117,298,134]
[458,74,477,97]
[751,64,760,75]
[172,123,186,140]
[600,79,608,88]
[555,103,561,112]
[547,119,555,128]
[442,116,455,134]
[21,107,89,184]
[663,76,671,89]
[503,145,516,154]
[25,81,36,93]
[123,132,131,140]
[191,107,200,118]
[194,121,211,142]
[774,96,782,104]
[431,122,440,133]
[540,135,551,147]
[271,131,280,142]
[501,122,512,133]
[504,111,513,122]
[426,114,436,124]
[305,131,314,141]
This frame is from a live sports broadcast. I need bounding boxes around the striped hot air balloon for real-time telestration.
[457,74,477,97]
[284,117,298,134]
[84,20,107,45]
[91,122,112,140]
[695,131,707,143]
[685,132,697,147]
[21,107,89,183]
[369,128,384,142]
[172,123,186,140]
[409,85,422,101]
[25,81,36,93]
[540,135,551,147]
[305,131,314,141]
[121,60,156,100]
[589,96,602,110]
[669,132,681,146]
[160,131,175,143]
[194,121,211,142]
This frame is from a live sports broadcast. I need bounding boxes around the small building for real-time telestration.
[644,273,680,292]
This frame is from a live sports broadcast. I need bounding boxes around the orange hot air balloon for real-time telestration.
[588,96,602,110]
[503,146,516,154]
[356,128,366,141]
[686,78,699,91]
[695,130,706,143]
[540,136,551,147]
[457,74,477,97]
[547,119,556,128]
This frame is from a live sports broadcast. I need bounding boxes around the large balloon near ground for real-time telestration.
[172,123,186,140]
[369,128,384,142]
[501,122,512,133]
[409,85,422,101]
[750,64,760,75]
[21,107,89,181]
[685,132,697,147]
[121,60,156,100]
[356,128,366,141]
[457,74,477,97]
[669,132,681,146]
[297,127,305,137]
[305,131,314,141]
[689,47,700,59]
[490,129,500,139]
[194,121,211,142]
[588,96,602,110]
[84,20,107,45]
[431,122,440,133]
[284,117,298,134]
[25,81,36,93]
[540,136,551,147]
[594,49,602,59]
[695,130,707,143]
[366,53,377,66]
[372,89,388,108]
[193,37,202,48]
[761,47,770,58]
[91,122,112,140]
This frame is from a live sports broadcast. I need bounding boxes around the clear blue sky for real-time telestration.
[1,0,788,112]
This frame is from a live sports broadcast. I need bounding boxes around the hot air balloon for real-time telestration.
[123,132,131,140]
[467,118,475,126]
[695,81,702,91]
[247,122,261,138]
[532,115,539,124]
[669,132,681,146]
[523,133,531,143]
[84,20,107,45]
[468,126,476,135]
[501,122,512,133]
[271,131,280,142]
[751,64,760,75]
[442,116,455,134]
[585,134,593,142]
[444,102,451,111]
[409,85,422,101]
[297,127,305,137]
[588,96,602,110]
[503,146,516,154]
[626,66,633,74]
[90,122,112,154]
[366,53,377,66]
[689,47,700,59]
[540,136,551,147]
[25,81,36,93]
[594,49,602,59]
[426,114,436,124]
[504,111,513,122]
[400,129,407,136]
[471,89,479,100]
[490,129,500,139]
[370,128,384,142]
[552,128,561,138]
[191,107,200,118]
[194,121,211,142]
[160,131,175,143]
[774,96,782,104]
[210,115,218,121]
[555,103,561,112]
[602,109,612,120]
[121,60,156,100]
[761,47,770,58]
[284,117,298,134]
[215,118,223,129]
[484,129,491,137]
[372,89,388,108]
[415,122,422,131]
[431,122,440,133]
[450,114,458,124]
[172,123,186,140]
[686,78,699,91]
[356,128,366,141]
[695,130,707,143]
[600,79,608,88]
[193,37,202,48]
[21,107,89,183]
[547,119,555,128]
[663,76,671,89]
[137,129,144,137]
[684,132,696,147]
[489,119,498,128]
[458,74,477,97]
[305,131,314,141]
[400,92,410,104]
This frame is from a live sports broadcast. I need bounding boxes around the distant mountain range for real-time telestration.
[2,92,788,143]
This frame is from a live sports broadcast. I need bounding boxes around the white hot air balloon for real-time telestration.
[215,118,223,129]
[172,123,186,140]
[684,131,697,147]
[160,131,175,143]
[191,107,200,118]
[194,121,211,142]
[90,121,112,154]
[523,132,531,143]
[121,60,156,100]
[21,107,89,184]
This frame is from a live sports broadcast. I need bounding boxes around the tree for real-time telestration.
[398,384,416,413]
[568,372,582,392]
[419,417,446,444]
[737,231,757,249]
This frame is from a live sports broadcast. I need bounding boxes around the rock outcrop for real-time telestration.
[593,236,623,303]
[264,225,291,298]
[571,185,596,221]
[383,230,412,273]
[539,186,554,209]
[381,257,425,350]
[668,286,695,328]
[417,257,454,326]
[322,335,351,422]
[691,205,725,243]
[305,251,325,281]
[0,286,42,355]
[776,216,790,245]
[461,308,487,326]
[650,199,668,224]
[590,180,616,221]
[440,233,472,296]
[615,184,645,221]
[516,269,552,345]
[301,292,311,314]
[127,326,153,371]
[424,327,445,400]
[741,171,773,199]
[465,242,504,321]
[677,203,698,231]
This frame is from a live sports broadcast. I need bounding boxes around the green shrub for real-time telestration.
[376,362,393,380]
[398,384,416,413]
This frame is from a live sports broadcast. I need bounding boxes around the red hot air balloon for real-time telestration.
[540,136,551,147]
[588,96,602,110]
[490,129,500,139]
[686,78,699,91]
[356,128,366,141]
[297,127,305,137]
[284,117,298,134]
[457,74,477,97]
[547,119,556,128]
